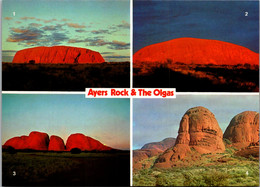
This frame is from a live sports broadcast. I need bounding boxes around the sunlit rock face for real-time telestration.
[48,135,65,151]
[4,131,49,151]
[224,111,259,149]
[12,46,105,64]
[134,38,259,65]
[154,106,225,168]
[66,133,112,151]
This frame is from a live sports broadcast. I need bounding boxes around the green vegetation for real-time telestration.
[133,150,259,186]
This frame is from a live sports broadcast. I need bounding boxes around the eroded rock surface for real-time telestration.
[224,111,259,149]
[154,106,225,168]
[13,46,105,64]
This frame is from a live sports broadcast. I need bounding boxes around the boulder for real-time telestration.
[154,106,225,168]
[66,133,112,151]
[134,38,259,65]
[4,131,49,151]
[223,111,259,149]
[12,46,105,64]
[48,135,65,151]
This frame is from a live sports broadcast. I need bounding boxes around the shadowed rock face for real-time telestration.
[48,135,65,151]
[154,106,225,168]
[224,111,259,149]
[12,46,105,64]
[141,138,176,151]
[133,138,176,171]
[66,133,112,151]
[4,131,49,151]
[134,38,259,65]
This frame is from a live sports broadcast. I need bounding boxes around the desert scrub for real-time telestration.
[2,152,80,183]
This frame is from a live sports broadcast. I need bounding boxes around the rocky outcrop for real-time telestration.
[48,135,65,151]
[224,111,259,149]
[235,141,259,158]
[133,138,176,170]
[141,138,176,151]
[134,38,259,65]
[154,106,225,168]
[3,131,49,151]
[12,46,105,64]
[66,133,112,151]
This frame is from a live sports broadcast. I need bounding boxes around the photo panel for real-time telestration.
[133,95,259,186]
[133,0,259,92]
[2,94,130,186]
[2,0,130,91]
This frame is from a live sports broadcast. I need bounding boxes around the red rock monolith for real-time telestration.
[134,38,259,65]
[154,106,225,168]
[66,133,112,151]
[12,46,105,64]
[224,111,259,149]
[48,135,65,151]
[4,131,49,151]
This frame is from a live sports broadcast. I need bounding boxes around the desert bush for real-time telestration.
[70,148,81,154]
[203,171,229,186]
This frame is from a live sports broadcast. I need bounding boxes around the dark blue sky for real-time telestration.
[134,0,259,53]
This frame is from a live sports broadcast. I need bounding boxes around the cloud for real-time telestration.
[61,18,70,22]
[7,27,43,43]
[4,17,13,20]
[7,24,68,46]
[75,29,87,33]
[29,23,43,27]
[67,23,85,28]
[116,20,130,29]
[108,40,130,50]
[20,16,35,20]
[101,52,114,55]
[105,55,130,59]
[44,18,57,23]
[68,37,129,50]
[91,29,111,34]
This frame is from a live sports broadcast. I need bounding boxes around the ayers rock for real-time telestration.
[12,46,105,64]
[66,133,112,151]
[154,106,225,168]
[224,111,259,149]
[48,135,65,151]
[134,38,259,65]
[3,131,49,151]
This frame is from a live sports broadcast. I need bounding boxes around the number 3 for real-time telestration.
[13,171,16,176]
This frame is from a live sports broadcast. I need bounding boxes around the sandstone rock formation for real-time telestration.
[133,138,176,170]
[154,106,225,168]
[134,38,259,65]
[66,133,112,151]
[141,138,176,151]
[4,131,49,151]
[12,46,105,64]
[235,141,259,158]
[223,111,259,149]
[48,135,65,151]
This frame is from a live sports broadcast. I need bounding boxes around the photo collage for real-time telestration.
[2,0,259,186]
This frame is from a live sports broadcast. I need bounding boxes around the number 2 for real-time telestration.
[245,12,248,16]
